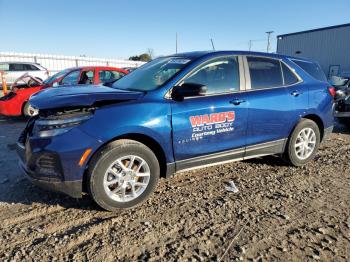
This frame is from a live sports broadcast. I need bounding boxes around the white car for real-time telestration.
[0,62,49,86]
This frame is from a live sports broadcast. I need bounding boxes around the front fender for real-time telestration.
[79,101,174,163]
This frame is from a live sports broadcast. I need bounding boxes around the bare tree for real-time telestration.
[147,48,155,59]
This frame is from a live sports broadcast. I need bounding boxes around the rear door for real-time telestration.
[171,56,248,168]
[243,56,299,157]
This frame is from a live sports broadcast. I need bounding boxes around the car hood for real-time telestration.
[29,85,144,110]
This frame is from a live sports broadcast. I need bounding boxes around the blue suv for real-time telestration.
[16,51,334,211]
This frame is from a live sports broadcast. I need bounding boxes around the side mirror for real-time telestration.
[172,83,207,101]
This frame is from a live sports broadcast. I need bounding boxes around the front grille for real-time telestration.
[28,152,64,180]
[37,155,56,169]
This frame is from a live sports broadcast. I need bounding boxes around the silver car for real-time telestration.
[0,62,49,86]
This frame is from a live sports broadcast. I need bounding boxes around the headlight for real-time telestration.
[33,113,92,137]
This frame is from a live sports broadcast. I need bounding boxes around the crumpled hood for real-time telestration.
[29,85,144,110]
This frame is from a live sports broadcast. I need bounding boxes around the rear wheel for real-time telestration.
[23,102,39,117]
[88,139,160,211]
[284,119,320,166]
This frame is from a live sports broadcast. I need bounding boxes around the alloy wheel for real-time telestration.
[294,127,317,160]
[103,155,151,202]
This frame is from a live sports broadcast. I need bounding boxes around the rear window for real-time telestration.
[281,63,299,85]
[247,56,283,89]
[292,60,327,82]
[24,64,39,71]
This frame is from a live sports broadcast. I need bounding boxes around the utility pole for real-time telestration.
[248,40,252,51]
[210,38,215,51]
[176,32,178,54]
[265,31,274,53]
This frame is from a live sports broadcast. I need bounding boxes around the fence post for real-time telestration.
[1,71,8,95]
[75,59,79,67]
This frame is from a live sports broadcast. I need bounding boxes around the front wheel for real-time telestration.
[284,119,320,166]
[88,139,160,211]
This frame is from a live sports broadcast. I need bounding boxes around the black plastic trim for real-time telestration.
[19,160,82,198]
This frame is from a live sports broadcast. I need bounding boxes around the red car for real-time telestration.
[0,66,128,116]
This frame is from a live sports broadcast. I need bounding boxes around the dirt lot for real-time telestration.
[0,116,349,261]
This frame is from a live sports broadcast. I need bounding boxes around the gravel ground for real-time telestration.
[0,116,349,261]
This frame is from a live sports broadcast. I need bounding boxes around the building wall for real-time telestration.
[277,25,350,77]
[0,52,145,74]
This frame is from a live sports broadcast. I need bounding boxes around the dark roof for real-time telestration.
[277,23,350,38]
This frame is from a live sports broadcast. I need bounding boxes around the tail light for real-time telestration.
[328,86,336,98]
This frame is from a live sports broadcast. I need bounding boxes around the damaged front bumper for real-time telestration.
[16,142,83,198]
[16,116,102,198]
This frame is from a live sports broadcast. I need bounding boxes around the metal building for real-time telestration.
[277,23,350,78]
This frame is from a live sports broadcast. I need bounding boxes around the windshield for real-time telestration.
[111,57,192,91]
[42,69,70,85]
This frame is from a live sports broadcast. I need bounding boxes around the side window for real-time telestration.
[247,57,283,89]
[0,64,9,71]
[23,64,39,71]
[99,70,125,84]
[184,56,240,94]
[281,63,299,85]
[9,63,25,71]
[292,60,327,82]
[61,70,81,85]
[78,70,94,84]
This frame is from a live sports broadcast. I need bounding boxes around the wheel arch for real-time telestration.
[82,133,168,193]
[301,114,325,141]
[21,100,29,116]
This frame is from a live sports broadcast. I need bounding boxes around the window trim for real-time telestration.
[243,55,303,92]
[290,58,326,83]
[166,55,245,99]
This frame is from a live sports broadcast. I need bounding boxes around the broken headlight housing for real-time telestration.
[33,109,93,138]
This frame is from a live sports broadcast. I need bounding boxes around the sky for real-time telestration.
[0,0,349,59]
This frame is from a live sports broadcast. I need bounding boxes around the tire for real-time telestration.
[283,119,320,166]
[23,102,39,117]
[88,139,160,211]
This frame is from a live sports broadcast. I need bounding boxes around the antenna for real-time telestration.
[210,38,215,51]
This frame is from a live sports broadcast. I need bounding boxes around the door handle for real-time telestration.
[291,90,303,97]
[230,98,246,105]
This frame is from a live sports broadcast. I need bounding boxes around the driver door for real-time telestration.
[170,56,248,169]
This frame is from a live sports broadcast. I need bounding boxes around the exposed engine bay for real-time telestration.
[334,79,350,127]
[10,73,43,91]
